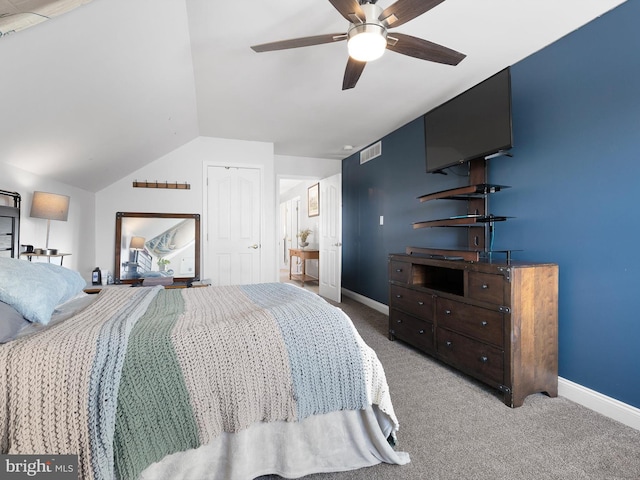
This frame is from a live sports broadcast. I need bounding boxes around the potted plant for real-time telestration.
[157,258,170,271]
[297,228,312,248]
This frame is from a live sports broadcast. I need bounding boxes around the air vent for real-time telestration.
[360,141,382,164]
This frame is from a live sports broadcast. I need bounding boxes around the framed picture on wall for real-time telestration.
[308,183,319,217]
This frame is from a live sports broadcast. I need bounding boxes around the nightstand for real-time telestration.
[83,285,130,294]
[21,252,71,266]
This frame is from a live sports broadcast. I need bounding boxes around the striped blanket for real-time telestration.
[0,283,399,480]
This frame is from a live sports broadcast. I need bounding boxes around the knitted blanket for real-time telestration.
[0,283,399,480]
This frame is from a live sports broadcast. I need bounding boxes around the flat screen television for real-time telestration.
[425,68,512,173]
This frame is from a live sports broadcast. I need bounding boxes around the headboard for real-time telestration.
[0,190,21,258]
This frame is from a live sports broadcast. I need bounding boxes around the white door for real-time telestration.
[206,166,261,285]
[319,173,342,302]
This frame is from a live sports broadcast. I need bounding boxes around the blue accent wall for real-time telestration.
[342,0,640,408]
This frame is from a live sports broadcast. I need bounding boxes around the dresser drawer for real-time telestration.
[389,260,410,284]
[389,309,434,353]
[436,298,504,347]
[468,271,505,305]
[389,285,434,320]
[436,328,504,385]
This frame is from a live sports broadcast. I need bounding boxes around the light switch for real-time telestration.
[380,215,384,226]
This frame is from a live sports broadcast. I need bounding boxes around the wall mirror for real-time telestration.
[114,212,200,285]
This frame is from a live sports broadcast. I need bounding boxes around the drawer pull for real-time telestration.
[395,268,403,272]
[417,301,424,306]
[481,284,489,289]
[481,321,488,327]
[480,355,488,363]
[445,309,451,315]
[445,341,453,348]
[419,329,425,334]
[395,294,402,298]
[396,319,402,324]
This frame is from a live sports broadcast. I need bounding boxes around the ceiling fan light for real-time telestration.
[347,25,387,62]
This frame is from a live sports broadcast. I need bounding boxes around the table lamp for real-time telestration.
[29,191,70,255]
[129,236,146,250]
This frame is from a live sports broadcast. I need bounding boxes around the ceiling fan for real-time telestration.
[251,0,466,90]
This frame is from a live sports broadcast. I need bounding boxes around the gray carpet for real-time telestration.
[263,294,640,480]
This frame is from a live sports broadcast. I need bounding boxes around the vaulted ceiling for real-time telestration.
[0,0,627,191]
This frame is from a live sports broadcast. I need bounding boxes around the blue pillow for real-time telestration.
[37,262,87,304]
[0,257,86,325]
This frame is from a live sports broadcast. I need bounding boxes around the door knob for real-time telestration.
[248,244,259,249]
[333,242,342,247]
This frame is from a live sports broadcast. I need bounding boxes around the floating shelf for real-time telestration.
[412,159,514,261]
[417,183,510,203]
[413,214,509,229]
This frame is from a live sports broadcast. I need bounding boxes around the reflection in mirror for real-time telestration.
[114,212,200,285]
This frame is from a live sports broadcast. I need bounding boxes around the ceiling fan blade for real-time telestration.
[379,0,446,28]
[251,33,346,53]
[386,33,465,65]
[342,57,366,90]
[328,0,365,23]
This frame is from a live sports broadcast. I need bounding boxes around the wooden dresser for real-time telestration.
[388,253,558,407]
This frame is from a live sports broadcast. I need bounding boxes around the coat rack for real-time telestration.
[132,181,190,190]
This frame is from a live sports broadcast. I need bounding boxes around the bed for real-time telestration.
[0,256,409,479]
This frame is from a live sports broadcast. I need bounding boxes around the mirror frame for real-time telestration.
[114,212,201,285]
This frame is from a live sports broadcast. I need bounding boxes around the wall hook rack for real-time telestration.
[132,180,191,190]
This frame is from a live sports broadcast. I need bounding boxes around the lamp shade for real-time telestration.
[129,236,146,250]
[30,191,70,221]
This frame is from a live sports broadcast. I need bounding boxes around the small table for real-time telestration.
[21,252,71,266]
[289,248,319,286]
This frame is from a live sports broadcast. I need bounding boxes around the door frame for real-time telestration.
[276,175,320,278]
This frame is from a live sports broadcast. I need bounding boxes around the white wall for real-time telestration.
[274,155,342,180]
[95,146,341,283]
[96,136,276,283]
[0,161,95,281]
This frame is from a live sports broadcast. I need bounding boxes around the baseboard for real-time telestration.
[341,288,389,315]
[341,290,640,432]
[558,377,640,431]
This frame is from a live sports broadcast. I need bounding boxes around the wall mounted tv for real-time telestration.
[424,68,512,173]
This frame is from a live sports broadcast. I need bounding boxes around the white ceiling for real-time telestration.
[0,0,627,192]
